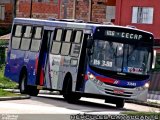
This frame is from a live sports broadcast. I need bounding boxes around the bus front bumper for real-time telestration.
[84,80,148,102]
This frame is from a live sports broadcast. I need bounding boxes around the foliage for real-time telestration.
[0,27,11,36]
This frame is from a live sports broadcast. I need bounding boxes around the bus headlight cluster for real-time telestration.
[136,82,150,91]
[88,73,95,80]
[88,73,103,86]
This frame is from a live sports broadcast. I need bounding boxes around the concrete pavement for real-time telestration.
[2,89,160,108]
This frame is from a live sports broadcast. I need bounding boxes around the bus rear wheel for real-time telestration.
[27,86,39,96]
[63,76,81,103]
[19,71,39,96]
[19,72,28,94]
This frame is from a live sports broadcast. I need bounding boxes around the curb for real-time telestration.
[126,100,160,109]
[0,95,30,101]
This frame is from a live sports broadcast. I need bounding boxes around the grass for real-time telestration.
[0,64,18,89]
[0,89,19,97]
[0,64,19,97]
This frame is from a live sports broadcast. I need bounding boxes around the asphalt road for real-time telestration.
[0,94,159,120]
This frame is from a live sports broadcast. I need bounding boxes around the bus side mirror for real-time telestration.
[152,50,156,69]
[87,38,93,48]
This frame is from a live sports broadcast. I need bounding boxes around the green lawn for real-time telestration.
[0,89,19,97]
[0,65,19,97]
[0,65,18,89]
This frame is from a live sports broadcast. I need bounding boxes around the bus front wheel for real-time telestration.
[63,76,81,103]
[116,99,125,108]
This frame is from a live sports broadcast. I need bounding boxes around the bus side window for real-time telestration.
[11,25,23,49]
[75,31,82,43]
[61,29,72,55]
[55,29,62,41]
[30,27,43,52]
[51,28,63,54]
[20,26,32,50]
[70,30,83,57]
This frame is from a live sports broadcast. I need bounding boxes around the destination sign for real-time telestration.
[104,30,143,40]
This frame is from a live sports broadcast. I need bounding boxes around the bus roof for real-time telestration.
[13,18,153,35]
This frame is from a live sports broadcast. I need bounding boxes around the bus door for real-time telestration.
[76,33,91,91]
[37,29,52,87]
[49,28,64,90]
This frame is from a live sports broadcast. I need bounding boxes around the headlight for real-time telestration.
[136,82,150,91]
[88,73,95,80]
[144,82,150,88]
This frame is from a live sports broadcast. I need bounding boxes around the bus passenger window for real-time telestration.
[74,31,82,43]
[20,26,32,50]
[14,25,22,37]
[61,43,71,55]
[23,26,32,38]
[51,41,61,54]
[34,27,42,39]
[55,29,62,41]
[65,30,72,42]
[70,44,81,57]
[11,25,23,49]
[30,27,43,52]
[12,37,21,49]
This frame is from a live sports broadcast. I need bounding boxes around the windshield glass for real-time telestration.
[89,40,151,75]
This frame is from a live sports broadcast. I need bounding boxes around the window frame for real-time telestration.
[70,30,83,57]
[50,28,64,55]
[11,24,23,50]
[132,7,154,24]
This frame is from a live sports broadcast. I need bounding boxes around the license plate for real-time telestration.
[113,89,124,94]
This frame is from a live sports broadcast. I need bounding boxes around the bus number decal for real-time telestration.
[127,82,136,86]
[93,59,100,65]
[102,60,112,67]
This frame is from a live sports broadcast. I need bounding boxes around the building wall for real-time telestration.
[17,0,60,19]
[0,2,12,28]
[115,0,160,40]
[17,0,107,22]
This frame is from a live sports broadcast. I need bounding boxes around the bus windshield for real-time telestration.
[89,39,151,75]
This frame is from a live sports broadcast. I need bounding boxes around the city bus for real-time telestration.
[4,18,155,108]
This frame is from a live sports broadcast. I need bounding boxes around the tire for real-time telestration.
[116,99,125,108]
[63,76,81,103]
[27,86,39,96]
[19,71,39,96]
[19,72,28,94]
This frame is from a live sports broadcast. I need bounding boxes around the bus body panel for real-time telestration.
[48,54,78,91]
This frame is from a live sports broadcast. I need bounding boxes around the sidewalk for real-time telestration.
[2,89,160,108]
